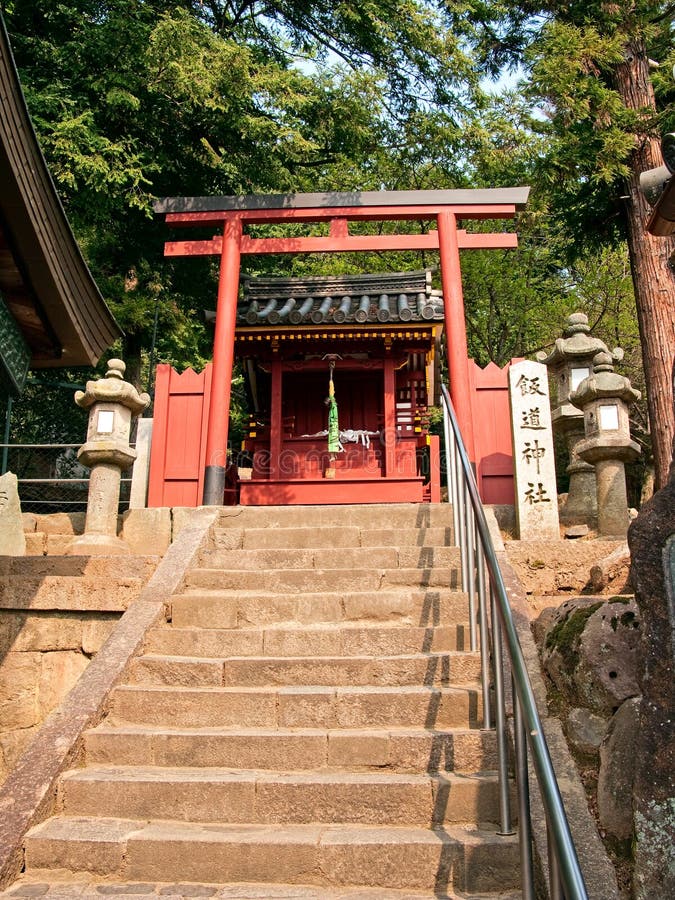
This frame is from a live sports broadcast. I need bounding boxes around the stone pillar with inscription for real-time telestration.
[570,351,640,539]
[537,312,623,526]
[68,359,150,555]
[509,359,560,540]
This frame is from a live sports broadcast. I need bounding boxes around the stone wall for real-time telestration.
[22,508,173,557]
[0,507,180,786]
[0,611,119,783]
[0,506,205,787]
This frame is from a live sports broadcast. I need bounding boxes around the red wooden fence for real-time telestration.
[468,359,519,505]
[147,364,212,507]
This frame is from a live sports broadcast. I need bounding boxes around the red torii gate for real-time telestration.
[154,188,530,504]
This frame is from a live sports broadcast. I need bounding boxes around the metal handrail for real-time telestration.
[440,383,588,900]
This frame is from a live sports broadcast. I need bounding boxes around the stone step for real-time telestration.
[108,684,482,730]
[24,817,520,892]
[17,886,524,900]
[145,624,471,658]
[170,588,469,629]
[198,546,462,571]
[58,766,505,827]
[129,651,481,687]
[1,880,522,899]
[217,525,455,551]
[361,527,455,548]
[184,567,460,593]
[217,503,454,530]
[84,725,497,773]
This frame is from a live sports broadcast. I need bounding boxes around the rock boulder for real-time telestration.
[542,596,641,715]
[597,697,640,841]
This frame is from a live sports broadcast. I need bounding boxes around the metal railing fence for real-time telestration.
[441,383,588,900]
[0,443,133,514]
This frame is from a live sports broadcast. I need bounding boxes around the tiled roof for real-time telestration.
[237,270,444,327]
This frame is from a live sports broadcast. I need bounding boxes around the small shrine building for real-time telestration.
[234,269,443,505]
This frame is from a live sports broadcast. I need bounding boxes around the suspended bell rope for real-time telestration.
[327,358,341,457]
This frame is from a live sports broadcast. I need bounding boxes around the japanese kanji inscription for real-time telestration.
[509,360,560,540]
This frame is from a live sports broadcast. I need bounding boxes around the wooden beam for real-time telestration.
[270,358,282,480]
[164,230,518,258]
[163,203,518,227]
[383,356,397,478]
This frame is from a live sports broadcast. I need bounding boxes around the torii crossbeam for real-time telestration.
[154,188,530,504]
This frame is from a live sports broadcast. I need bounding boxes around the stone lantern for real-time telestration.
[570,351,640,538]
[537,312,622,526]
[68,359,150,555]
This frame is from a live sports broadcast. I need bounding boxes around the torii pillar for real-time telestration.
[437,210,476,460]
[154,188,529,504]
[203,217,242,504]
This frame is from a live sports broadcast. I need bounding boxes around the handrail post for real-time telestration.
[476,540,491,729]
[514,675,535,900]
[444,405,461,548]
[455,444,470,593]
[548,824,564,900]
[465,482,477,652]
[491,585,514,836]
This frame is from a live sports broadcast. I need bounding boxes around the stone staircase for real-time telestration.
[14,504,520,897]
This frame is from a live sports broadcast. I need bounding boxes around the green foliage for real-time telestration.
[469,1,675,242]
[545,601,603,672]
[7,372,90,444]
[3,0,663,464]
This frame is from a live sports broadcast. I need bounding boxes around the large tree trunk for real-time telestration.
[614,39,675,490]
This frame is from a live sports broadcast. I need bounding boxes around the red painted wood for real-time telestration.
[428,435,441,503]
[147,365,211,507]
[154,191,522,507]
[460,232,519,249]
[197,364,213,502]
[151,359,439,506]
[204,218,242,489]
[383,357,397,477]
[282,369,383,437]
[164,230,518,258]
[270,358,282,480]
[240,477,424,505]
[330,218,349,237]
[241,233,440,254]
[164,203,517,226]
[146,364,171,508]
[281,359,387,372]
[468,359,519,505]
[437,211,476,463]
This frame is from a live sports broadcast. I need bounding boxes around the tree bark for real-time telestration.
[613,39,675,490]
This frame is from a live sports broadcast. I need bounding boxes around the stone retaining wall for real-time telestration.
[0,506,211,785]
[0,611,119,783]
